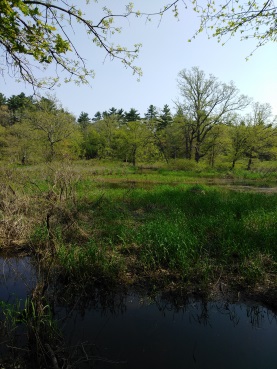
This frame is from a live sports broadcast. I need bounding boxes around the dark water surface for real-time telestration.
[1,257,277,369]
[60,295,277,369]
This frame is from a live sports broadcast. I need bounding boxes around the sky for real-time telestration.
[1,0,277,119]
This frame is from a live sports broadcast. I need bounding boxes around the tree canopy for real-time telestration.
[189,0,277,53]
[176,66,250,162]
[0,1,275,88]
[0,0,181,88]
[0,67,276,167]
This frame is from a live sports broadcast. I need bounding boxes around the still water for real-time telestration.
[60,294,277,369]
[1,257,277,369]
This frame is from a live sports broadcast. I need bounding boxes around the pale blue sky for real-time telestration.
[1,1,277,119]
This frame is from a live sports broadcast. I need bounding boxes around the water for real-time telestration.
[0,257,36,301]
[1,257,277,369]
[60,294,277,369]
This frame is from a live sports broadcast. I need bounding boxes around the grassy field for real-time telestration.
[0,160,277,298]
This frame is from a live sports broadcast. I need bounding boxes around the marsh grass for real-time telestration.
[52,180,277,290]
[0,293,64,368]
[57,238,125,283]
[120,185,277,287]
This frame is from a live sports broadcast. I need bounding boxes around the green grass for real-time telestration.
[50,181,277,290]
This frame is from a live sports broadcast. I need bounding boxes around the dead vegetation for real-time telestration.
[0,163,82,255]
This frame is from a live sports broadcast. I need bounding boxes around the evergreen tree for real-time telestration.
[145,105,158,121]
[92,111,102,122]
[108,107,117,116]
[7,93,33,124]
[116,109,125,124]
[78,112,91,130]
[124,108,141,122]
[105,107,125,123]
[0,93,7,106]
[157,104,172,130]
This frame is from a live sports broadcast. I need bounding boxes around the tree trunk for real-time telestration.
[132,146,137,166]
[247,156,252,171]
[194,144,201,163]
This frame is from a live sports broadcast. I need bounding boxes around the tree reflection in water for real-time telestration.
[0,256,277,369]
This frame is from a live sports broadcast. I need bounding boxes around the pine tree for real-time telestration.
[77,112,91,130]
[145,105,158,121]
[124,108,141,122]
[157,104,172,130]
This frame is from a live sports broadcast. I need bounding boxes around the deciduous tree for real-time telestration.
[176,66,250,162]
[1,0,274,90]
[27,97,76,161]
[243,102,277,170]
[190,0,277,54]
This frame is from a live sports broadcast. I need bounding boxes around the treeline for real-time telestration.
[0,67,276,169]
[75,102,277,170]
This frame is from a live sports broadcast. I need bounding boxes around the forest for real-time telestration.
[1,67,276,171]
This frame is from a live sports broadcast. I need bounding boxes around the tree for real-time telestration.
[92,111,102,122]
[0,93,7,106]
[172,107,195,159]
[80,125,103,159]
[176,66,250,162]
[124,108,141,122]
[94,114,119,158]
[102,107,125,123]
[145,105,158,121]
[3,120,38,164]
[108,107,118,116]
[115,121,153,166]
[1,1,274,89]
[78,112,91,130]
[0,1,150,87]
[0,94,9,127]
[190,1,277,53]
[157,104,173,130]
[7,93,33,124]
[202,124,227,168]
[243,102,277,170]
[27,97,76,161]
[227,116,248,170]
[115,109,126,124]
[0,106,9,128]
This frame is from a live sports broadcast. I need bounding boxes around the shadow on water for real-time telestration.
[1,256,277,369]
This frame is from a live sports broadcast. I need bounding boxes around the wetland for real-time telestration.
[0,161,277,368]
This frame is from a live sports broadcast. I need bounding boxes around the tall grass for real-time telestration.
[54,181,277,288]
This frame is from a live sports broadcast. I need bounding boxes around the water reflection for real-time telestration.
[0,257,36,301]
[58,292,277,369]
[1,257,277,369]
